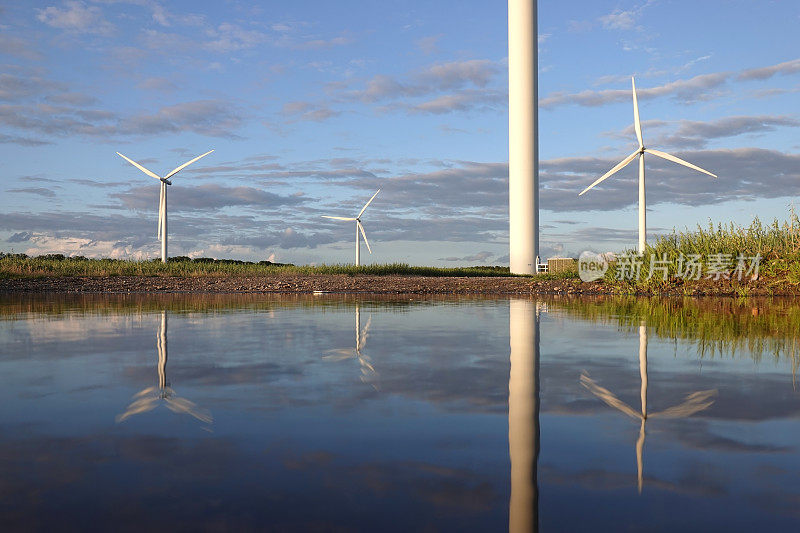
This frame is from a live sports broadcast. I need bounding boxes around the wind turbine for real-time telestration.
[322,189,380,266]
[116,311,213,426]
[580,322,716,493]
[323,304,378,389]
[116,150,214,263]
[579,77,717,254]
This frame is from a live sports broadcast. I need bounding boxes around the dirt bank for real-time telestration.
[1,274,798,296]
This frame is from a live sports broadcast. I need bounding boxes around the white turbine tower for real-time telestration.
[116,150,214,263]
[508,0,539,274]
[579,77,717,254]
[322,189,380,266]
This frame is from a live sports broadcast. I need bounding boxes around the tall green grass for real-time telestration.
[648,211,800,260]
[0,254,516,278]
[605,211,800,285]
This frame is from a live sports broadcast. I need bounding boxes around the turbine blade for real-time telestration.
[578,150,640,196]
[644,148,717,177]
[360,315,372,348]
[650,389,717,419]
[323,352,355,362]
[580,372,641,420]
[322,216,357,221]
[117,152,161,180]
[357,189,381,218]
[164,396,213,424]
[358,221,372,253]
[164,149,214,180]
[632,77,643,148]
[115,396,159,422]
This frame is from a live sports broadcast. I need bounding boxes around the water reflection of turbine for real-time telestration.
[323,305,378,389]
[581,321,716,493]
[509,299,540,533]
[117,311,213,425]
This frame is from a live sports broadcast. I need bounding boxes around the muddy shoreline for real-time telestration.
[1,274,797,296]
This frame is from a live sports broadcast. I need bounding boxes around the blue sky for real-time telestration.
[1,0,798,265]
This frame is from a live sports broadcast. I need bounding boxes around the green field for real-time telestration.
[0,254,517,279]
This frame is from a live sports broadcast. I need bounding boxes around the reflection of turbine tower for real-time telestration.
[509,299,540,533]
[323,305,378,389]
[581,321,716,493]
[117,311,212,425]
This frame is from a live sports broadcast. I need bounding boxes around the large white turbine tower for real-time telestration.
[322,189,380,266]
[116,150,214,263]
[579,77,717,254]
[508,0,539,275]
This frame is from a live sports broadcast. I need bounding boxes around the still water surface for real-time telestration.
[1,294,799,531]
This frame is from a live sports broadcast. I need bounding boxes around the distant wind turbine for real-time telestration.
[580,322,716,493]
[322,189,380,266]
[579,77,717,254]
[116,150,214,263]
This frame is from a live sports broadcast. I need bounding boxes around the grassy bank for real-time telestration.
[0,254,515,279]
[597,213,800,292]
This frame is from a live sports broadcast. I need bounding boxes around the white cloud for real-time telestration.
[351,59,500,103]
[0,72,67,101]
[36,1,115,35]
[0,133,52,146]
[410,89,505,115]
[417,60,498,89]
[136,77,177,92]
[337,59,504,116]
[112,184,307,212]
[542,59,800,110]
[0,96,245,140]
[439,251,494,262]
[0,35,41,60]
[15,233,153,260]
[599,9,637,30]
[415,35,442,55]
[598,1,655,31]
[282,101,340,122]
[738,58,800,80]
[204,22,269,53]
[6,187,57,197]
[293,34,354,50]
[540,72,729,108]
